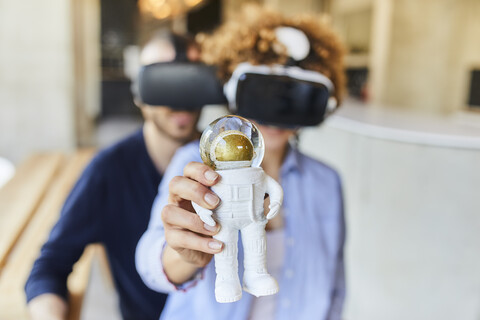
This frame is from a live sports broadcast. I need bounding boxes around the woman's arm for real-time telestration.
[136,144,223,291]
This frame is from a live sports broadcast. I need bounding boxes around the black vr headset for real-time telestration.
[138,62,337,127]
[138,62,227,110]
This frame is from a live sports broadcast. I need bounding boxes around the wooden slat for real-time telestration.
[95,244,115,291]
[67,244,116,320]
[67,244,98,320]
[0,153,64,270]
[0,150,95,320]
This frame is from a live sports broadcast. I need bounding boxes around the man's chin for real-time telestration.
[168,128,198,144]
[152,117,199,144]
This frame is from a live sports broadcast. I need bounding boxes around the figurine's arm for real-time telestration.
[192,202,216,226]
[265,175,283,220]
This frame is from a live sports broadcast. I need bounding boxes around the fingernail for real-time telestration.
[204,193,219,206]
[204,223,218,232]
[204,170,218,182]
[208,241,222,251]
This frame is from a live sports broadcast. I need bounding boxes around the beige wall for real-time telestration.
[334,0,480,114]
[448,0,480,111]
[223,0,329,18]
[334,2,372,54]
[72,0,101,147]
[0,0,100,163]
[263,0,327,15]
[383,0,458,113]
[0,0,76,163]
[383,0,480,113]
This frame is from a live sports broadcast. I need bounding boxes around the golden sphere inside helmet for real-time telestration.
[214,130,254,162]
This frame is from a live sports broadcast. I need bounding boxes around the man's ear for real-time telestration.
[136,102,150,120]
[134,98,144,109]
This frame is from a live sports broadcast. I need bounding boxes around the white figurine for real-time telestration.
[192,115,283,303]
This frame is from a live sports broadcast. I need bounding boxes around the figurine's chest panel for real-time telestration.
[214,184,253,201]
[212,167,266,219]
[213,184,253,218]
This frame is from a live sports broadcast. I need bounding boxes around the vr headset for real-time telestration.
[138,62,227,110]
[224,63,337,128]
[138,62,336,127]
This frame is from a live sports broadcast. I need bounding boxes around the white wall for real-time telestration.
[299,108,480,320]
[0,0,76,163]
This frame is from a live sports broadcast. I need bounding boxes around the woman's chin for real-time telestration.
[261,129,293,150]
[264,137,289,152]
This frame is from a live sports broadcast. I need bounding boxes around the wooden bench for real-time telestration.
[0,149,108,320]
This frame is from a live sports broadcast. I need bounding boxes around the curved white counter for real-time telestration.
[326,99,480,149]
[299,101,480,320]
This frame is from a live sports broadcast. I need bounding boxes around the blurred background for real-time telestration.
[0,0,479,319]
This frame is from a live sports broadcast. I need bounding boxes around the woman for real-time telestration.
[136,5,346,320]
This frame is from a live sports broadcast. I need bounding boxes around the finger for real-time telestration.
[168,175,220,209]
[162,204,220,235]
[166,228,223,254]
[183,161,219,187]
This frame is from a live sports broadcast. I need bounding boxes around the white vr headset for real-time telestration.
[223,62,338,127]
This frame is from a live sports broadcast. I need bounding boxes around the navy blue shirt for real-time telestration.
[25,129,168,320]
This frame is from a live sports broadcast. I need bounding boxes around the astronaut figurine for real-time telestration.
[193,115,283,303]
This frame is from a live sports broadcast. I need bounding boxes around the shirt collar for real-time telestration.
[281,143,302,176]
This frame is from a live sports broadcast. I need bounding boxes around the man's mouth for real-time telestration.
[171,112,194,127]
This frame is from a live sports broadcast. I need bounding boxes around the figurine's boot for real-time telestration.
[241,222,279,297]
[213,225,242,303]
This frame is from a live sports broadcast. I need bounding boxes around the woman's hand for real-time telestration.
[161,162,223,284]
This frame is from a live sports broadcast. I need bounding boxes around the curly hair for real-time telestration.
[199,3,346,104]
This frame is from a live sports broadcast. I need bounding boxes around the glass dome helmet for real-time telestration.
[199,115,264,170]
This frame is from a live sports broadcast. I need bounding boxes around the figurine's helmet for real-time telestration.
[199,115,264,170]
[211,130,254,169]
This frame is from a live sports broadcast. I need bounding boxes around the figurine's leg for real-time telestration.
[241,220,279,297]
[213,221,242,303]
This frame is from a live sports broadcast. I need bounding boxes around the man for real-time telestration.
[25,32,202,320]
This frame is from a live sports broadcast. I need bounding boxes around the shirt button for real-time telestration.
[285,269,294,279]
[282,298,291,308]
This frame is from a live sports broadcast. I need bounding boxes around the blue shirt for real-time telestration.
[25,129,168,320]
[136,141,346,320]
